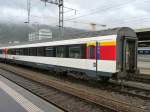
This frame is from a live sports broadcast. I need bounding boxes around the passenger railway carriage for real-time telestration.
[0,27,138,81]
[138,47,150,55]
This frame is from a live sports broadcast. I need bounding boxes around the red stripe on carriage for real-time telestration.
[86,47,88,59]
[100,46,116,60]
[3,48,8,54]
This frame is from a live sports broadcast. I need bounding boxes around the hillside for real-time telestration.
[0,23,87,45]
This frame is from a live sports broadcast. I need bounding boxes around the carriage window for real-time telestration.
[15,49,20,55]
[145,50,150,54]
[45,47,55,57]
[12,49,16,55]
[69,46,81,58]
[29,48,37,56]
[37,47,45,56]
[10,49,14,55]
[0,50,3,54]
[88,45,95,59]
[22,48,29,55]
[56,46,65,57]
[138,50,143,54]
[20,49,24,55]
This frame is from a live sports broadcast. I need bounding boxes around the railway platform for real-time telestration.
[0,75,64,112]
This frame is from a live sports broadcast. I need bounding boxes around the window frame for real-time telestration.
[56,46,66,58]
[45,46,55,57]
[37,47,45,56]
[69,46,81,59]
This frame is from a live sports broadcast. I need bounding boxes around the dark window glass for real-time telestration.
[145,50,150,54]
[37,47,45,56]
[12,49,16,55]
[88,46,95,59]
[81,44,86,59]
[29,48,32,56]
[15,49,20,55]
[56,46,65,57]
[29,48,37,56]
[69,46,81,58]
[138,50,143,54]
[22,48,29,55]
[45,47,54,57]
[10,49,13,54]
[20,49,24,55]
[0,50,2,54]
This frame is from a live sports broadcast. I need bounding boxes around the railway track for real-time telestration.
[0,63,148,112]
[0,69,109,112]
[132,74,150,84]
[104,83,150,101]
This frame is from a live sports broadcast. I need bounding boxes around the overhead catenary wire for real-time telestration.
[3,0,149,37]
[30,13,150,29]
[63,0,138,21]
[49,0,139,26]
[28,0,149,28]
[30,14,107,28]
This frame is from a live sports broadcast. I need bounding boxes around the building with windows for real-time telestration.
[38,29,52,40]
[28,29,52,41]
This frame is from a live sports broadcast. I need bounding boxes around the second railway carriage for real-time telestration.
[138,47,150,55]
[0,27,138,81]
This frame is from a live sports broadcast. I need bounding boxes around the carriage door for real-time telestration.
[86,42,97,72]
[123,38,137,72]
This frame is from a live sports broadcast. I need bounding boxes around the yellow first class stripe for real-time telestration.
[87,42,96,46]
[100,41,116,46]
[86,41,116,46]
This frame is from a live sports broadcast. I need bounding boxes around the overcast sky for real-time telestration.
[0,0,150,30]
